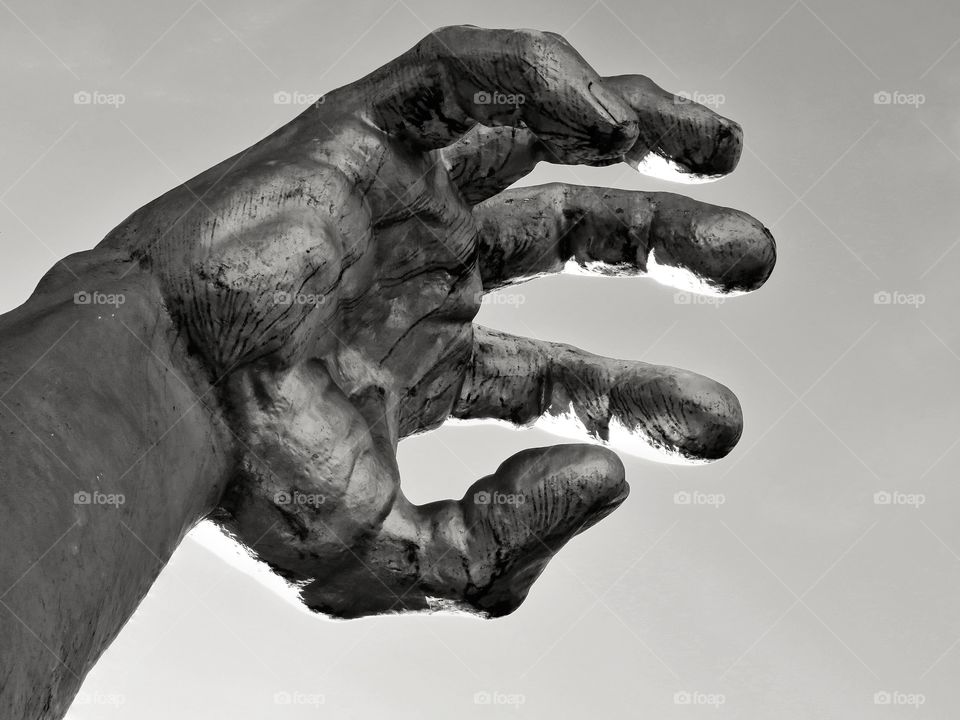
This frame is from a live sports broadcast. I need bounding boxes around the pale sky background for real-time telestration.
[2,0,960,717]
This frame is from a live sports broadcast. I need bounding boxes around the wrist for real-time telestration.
[0,248,233,717]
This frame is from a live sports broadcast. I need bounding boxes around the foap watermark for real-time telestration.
[873,90,925,108]
[273,90,325,106]
[674,690,726,708]
[273,291,326,307]
[874,691,925,708]
[72,691,126,708]
[473,690,526,708]
[674,292,725,308]
[74,90,126,108]
[873,490,925,509]
[473,490,526,506]
[873,290,925,308]
[74,290,125,308]
[674,490,726,508]
[274,490,326,508]
[675,90,726,108]
[482,292,526,307]
[472,90,526,106]
[74,490,125,507]
[273,691,325,707]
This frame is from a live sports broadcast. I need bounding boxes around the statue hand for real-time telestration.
[105,26,775,617]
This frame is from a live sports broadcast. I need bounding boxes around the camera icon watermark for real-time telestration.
[873,490,925,509]
[273,291,325,307]
[873,690,925,707]
[74,490,125,507]
[273,90,325,106]
[481,292,526,307]
[274,490,326,507]
[74,290,126,308]
[472,90,526,106]
[73,90,126,108]
[674,490,726,508]
[473,690,526,707]
[674,90,726,109]
[674,292,725,308]
[273,691,325,707]
[674,690,726,707]
[473,490,526,506]
[873,290,925,308]
[873,90,925,108]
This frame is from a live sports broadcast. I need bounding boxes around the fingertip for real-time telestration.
[636,105,743,180]
[677,374,743,460]
[569,444,630,510]
[705,115,744,176]
[693,210,777,293]
[605,74,745,180]
[610,369,744,462]
[476,444,629,532]
[649,197,777,294]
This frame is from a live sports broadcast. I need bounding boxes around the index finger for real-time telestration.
[345,26,639,161]
[438,74,746,205]
[598,74,744,181]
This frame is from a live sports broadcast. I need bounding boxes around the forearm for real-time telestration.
[0,253,232,719]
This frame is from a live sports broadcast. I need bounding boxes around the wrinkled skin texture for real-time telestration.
[0,26,774,718]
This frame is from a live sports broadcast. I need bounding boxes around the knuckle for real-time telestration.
[515,28,562,66]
